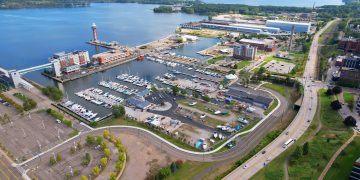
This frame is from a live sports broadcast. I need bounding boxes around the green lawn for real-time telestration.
[343,92,355,111]
[208,55,227,64]
[264,99,278,115]
[252,89,352,179]
[236,60,252,69]
[324,136,360,180]
[262,83,286,97]
[95,118,201,152]
[166,161,217,180]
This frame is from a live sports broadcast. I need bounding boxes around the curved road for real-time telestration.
[17,86,288,179]
[224,19,339,179]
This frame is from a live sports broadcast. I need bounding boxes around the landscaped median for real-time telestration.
[252,89,353,179]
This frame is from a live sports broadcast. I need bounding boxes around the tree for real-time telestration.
[291,146,303,160]
[104,148,111,158]
[80,175,88,180]
[238,70,251,87]
[70,146,76,154]
[332,86,342,95]
[330,100,342,110]
[303,142,309,155]
[49,156,56,166]
[100,157,108,168]
[56,153,62,162]
[109,172,117,180]
[92,166,101,176]
[112,105,126,118]
[344,116,357,127]
[41,86,64,101]
[172,86,179,95]
[170,162,177,173]
[77,142,82,150]
[325,88,334,96]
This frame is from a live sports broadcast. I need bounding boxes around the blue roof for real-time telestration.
[136,89,150,97]
[127,96,151,109]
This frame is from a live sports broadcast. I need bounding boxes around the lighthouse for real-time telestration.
[91,23,98,42]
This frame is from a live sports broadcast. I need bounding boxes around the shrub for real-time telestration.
[100,157,108,168]
[303,142,309,155]
[49,156,56,166]
[56,153,62,162]
[92,166,101,177]
[175,160,183,168]
[96,136,103,145]
[109,172,117,180]
[41,86,63,101]
[170,162,177,173]
[85,135,95,145]
[104,148,111,158]
[156,167,172,179]
[202,95,211,102]
[80,175,88,180]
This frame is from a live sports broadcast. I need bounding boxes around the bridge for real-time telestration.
[17,63,53,75]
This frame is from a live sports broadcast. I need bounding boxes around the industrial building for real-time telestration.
[224,84,274,109]
[233,44,257,60]
[49,51,90,74]
[339,37,360,53]
[180,20,280,34]
[239,38,276,52]
[265,20,311,33]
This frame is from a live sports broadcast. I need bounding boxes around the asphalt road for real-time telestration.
[224,19,339,179]
[0,155,21,180]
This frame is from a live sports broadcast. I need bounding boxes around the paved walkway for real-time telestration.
[318,130,357,180]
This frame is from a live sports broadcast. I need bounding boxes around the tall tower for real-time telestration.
[91,23,98,42]
[288,25,295,52]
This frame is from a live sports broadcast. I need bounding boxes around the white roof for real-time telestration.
[225,74,237,80]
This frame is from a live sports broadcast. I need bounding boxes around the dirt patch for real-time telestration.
[119,133,177,180]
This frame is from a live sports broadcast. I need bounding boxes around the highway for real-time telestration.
[224,19,338,179]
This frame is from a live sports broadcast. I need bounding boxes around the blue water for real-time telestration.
[202,0,344,7]
[0,3,206,70]
[170,37,219,60]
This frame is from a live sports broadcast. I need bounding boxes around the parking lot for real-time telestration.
[0,104,75,162]
[263,60,296,74]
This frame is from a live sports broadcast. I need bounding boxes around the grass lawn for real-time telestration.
[166,161,217,180]
[343,92,355,111]
[95,118,201,152]
[252,89,352,179]
[262,83,287,97]
[324,136,360,180]
[264,99,278,115]
[236,60,252,69]
[208,55,227,64]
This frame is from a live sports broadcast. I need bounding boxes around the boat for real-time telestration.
[137,55,145,61]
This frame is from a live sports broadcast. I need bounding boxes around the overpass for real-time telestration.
[17,63,53,75]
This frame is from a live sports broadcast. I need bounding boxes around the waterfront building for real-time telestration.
[233,44,257,60]
[339,37,360,53]
[265,20,311,33]
[49,51,90,74]
[92,50,131,64]
[239,38,276,52]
